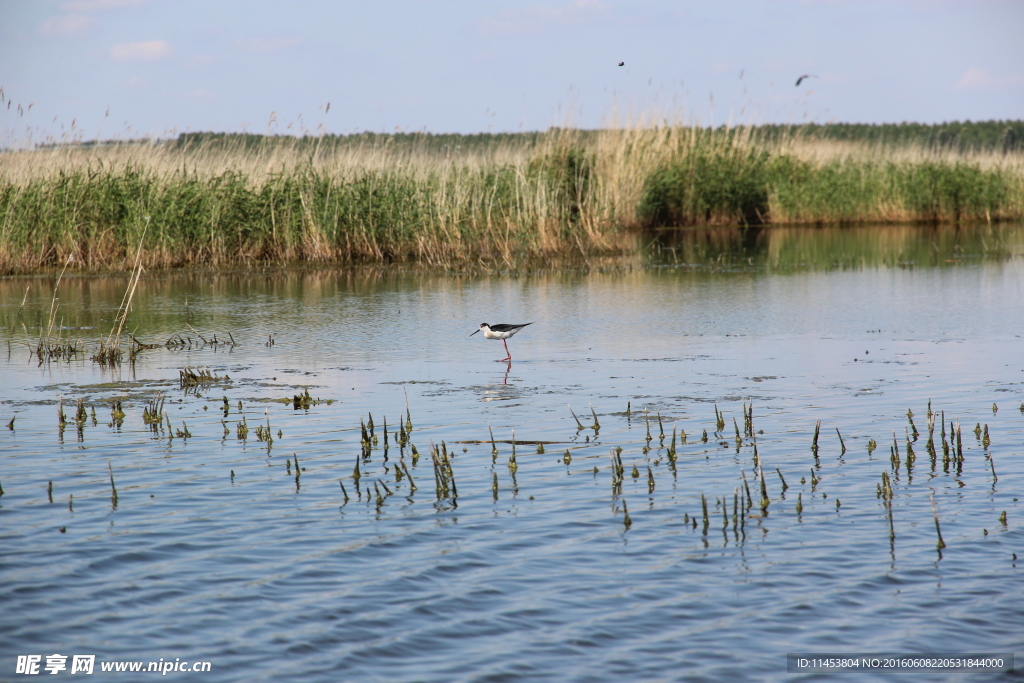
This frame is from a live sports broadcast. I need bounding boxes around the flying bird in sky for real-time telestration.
[618,61,625,66]
[795,74,818,87]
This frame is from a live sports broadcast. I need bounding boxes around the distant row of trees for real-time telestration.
[30,120,1024,154]
[750,120,1024,152]
[168,130,550,155]
[169,120,1024,154]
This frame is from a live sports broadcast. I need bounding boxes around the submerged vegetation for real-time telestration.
[1,121,1023,274]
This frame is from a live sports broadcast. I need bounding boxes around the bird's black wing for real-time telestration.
[489,323,533,333]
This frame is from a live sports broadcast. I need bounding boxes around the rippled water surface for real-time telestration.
[2,225,1023,681]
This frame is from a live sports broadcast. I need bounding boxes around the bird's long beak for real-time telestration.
[469,329,480,336]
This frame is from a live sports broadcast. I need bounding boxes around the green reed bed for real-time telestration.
[768,157,1019,224]
[635,142,1023,227]
[1,125,1023,274]
[0,158,617,272]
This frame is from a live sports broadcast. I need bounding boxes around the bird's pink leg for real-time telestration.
[498,338,512,362]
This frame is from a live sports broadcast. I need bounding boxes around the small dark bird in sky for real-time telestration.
[618,61,625,66]
[795,74,818,87]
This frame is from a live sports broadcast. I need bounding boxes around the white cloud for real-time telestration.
[40,13,97,36]
[110,40,171,62]
[42,0,144,38]
[954,68,1024,89]
[477,0,612,36]
[233,36,302,53]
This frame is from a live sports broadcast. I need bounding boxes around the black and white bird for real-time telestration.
[470,323,534,362]
[795,74,818,87]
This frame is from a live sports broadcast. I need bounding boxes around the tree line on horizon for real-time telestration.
[29,119,1024,154]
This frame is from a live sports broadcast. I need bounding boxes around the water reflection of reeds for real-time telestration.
[647,223,1024,270]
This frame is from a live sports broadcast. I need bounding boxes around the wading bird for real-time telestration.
[795,74,817,87]
[470,323,533,362]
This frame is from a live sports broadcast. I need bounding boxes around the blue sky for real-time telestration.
[1,0,1022,145]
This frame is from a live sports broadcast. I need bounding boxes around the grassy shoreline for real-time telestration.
[2,124,1022,275]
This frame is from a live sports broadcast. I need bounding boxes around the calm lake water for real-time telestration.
[2,224,1022,681]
